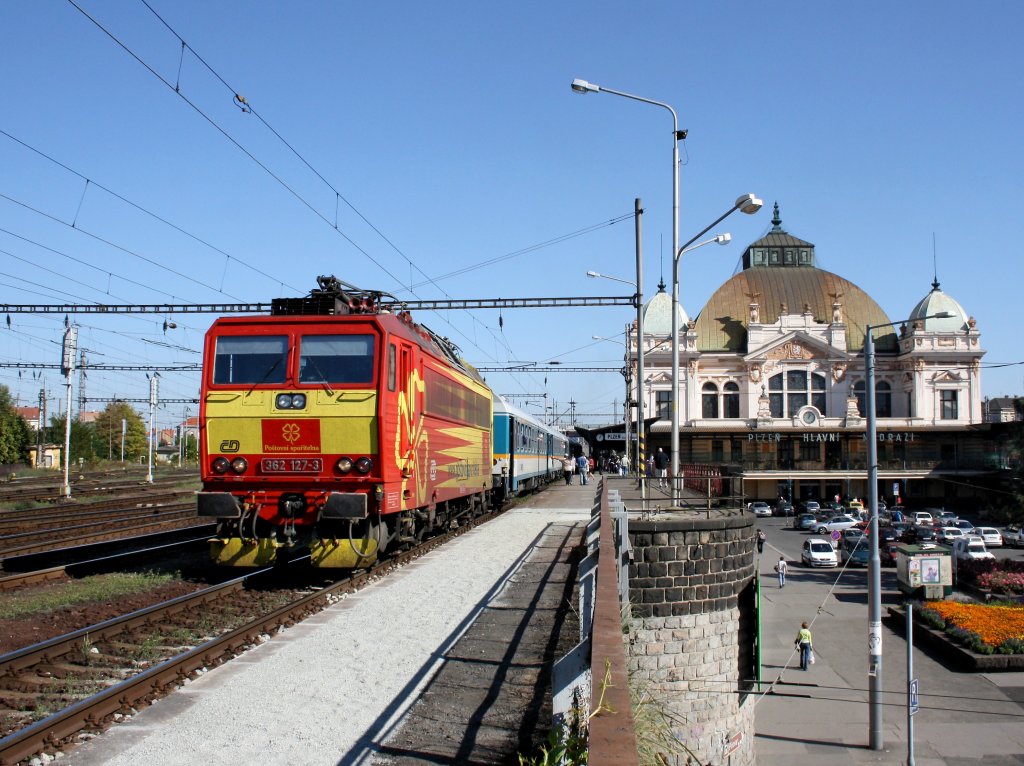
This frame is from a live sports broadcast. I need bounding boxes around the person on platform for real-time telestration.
[756,529,766,554]
[577,454,589,485]
[619,453,629,477]
[794,622,814,670]
[653,448,669,489]
[561,455,574,486]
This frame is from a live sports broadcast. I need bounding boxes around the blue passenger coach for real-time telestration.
[491,395,568,501]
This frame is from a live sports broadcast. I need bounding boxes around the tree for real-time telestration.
[0,385,32,465]
[90,402,148,461]
[47,414,97,464]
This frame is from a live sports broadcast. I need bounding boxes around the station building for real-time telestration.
[626,204,998,508]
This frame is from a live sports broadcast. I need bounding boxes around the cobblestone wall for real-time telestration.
[627,513,756,766]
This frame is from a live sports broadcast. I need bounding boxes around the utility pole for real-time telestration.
[60,325,77,497]
[147,374,158,483]
[36,386,45,467]
[77,350,87,413]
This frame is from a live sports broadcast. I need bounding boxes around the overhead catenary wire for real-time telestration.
[63,0,533,371]
[0,128,303,295]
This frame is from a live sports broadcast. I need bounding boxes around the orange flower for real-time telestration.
[928,601,1024,647]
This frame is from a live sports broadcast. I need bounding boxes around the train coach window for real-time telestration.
[299,334,375,384]
[213,336,288,385]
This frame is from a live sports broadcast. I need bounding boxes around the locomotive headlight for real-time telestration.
[212,457,230,474]
[275,393,307,410]
[355,457,373,474]
[230,457,248,474]
[336,457,354,474]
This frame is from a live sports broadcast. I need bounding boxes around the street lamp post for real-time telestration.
[572,79,682,491]
[670,194,761,496]
[864,311,950,750]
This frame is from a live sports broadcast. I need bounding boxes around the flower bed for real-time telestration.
[956,559,1024,594]
[919,600,1024,655]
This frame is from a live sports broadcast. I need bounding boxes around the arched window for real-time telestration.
[854,380,892,417]
[702,382,719,418]
[724,381,740,418]
[769,370,827,417]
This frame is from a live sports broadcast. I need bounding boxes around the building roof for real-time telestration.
[694,203,895,353]
[908,280,971,332]
[642,279,689,336]
[693,266,895,353]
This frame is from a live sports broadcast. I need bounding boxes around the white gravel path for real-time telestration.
[60,500,588,766]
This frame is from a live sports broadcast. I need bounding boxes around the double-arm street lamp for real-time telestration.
[670,197,761,492]
[570,79,762,497]
[864,311,950,750]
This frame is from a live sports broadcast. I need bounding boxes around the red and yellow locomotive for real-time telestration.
[197,278,493,567]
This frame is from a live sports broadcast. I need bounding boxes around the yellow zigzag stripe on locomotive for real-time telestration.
[432,425,491,489]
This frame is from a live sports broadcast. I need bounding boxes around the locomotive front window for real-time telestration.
[299,334,375,384]
[213,336,288,385]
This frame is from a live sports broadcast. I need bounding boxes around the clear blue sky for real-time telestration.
[2,1,1021,433]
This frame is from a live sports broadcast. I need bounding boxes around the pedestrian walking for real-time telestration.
[756,529,766,554]
[794,621,814,670]
[561,455,574,486]
[619,453,629,477]
[774,556,787,588]
[653,447,669,488]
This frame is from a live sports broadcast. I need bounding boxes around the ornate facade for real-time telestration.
[630,204,993,506]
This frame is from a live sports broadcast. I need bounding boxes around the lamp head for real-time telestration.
[735,194,764,215]
[571,78,599,94]
[586,270,600,278]
[714,233,732,245]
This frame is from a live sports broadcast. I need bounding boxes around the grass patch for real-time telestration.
[0,571,179,619]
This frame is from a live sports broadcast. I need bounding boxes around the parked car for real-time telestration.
[903,525,938,544]
[937,527,965,544]
[814,515,860,535]
[952,537,995,562]
[840,537,870,567]
[912,511,934,525]
[802,500,821,514]
[1004,526,1024,548]
[937,511,958,525]
[774,501,794,517]
[802,538,839,568]
[881,541,900,567]
[889,521,911,541]
[794,513,817,531]
[840,528,866,546]
[877,525,899,544]
[952,519,976,533]
[972,526,1003,548]
[847,499,865,515]
[750,501,772,517]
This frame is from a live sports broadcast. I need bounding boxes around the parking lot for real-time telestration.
[752,512,1024,567]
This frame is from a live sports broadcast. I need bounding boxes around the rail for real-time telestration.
[552,481,638,765]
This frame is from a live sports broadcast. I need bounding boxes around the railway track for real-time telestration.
[0,505,501,764]
[0,473,196,505]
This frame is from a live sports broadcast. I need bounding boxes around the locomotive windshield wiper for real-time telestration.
[302,357,335,396]
[245,357,283,397]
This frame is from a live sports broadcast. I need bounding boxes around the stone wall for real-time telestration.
[627,512,756,765]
